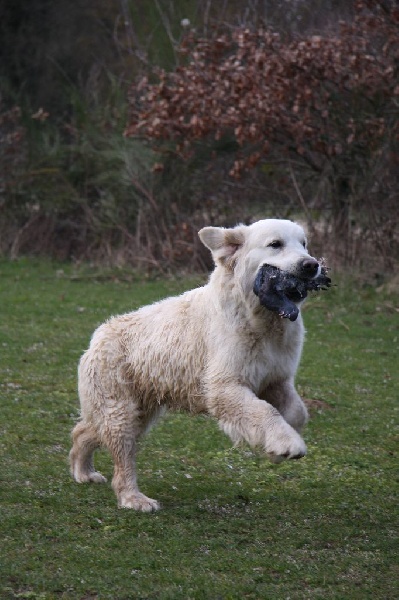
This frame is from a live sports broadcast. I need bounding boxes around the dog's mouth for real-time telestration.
[253,264,331,321]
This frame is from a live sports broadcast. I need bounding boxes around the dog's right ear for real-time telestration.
[198,226,245,266]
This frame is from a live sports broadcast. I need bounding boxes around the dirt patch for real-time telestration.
[303,397,333,415]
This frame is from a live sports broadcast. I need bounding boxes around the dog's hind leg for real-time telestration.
[109,438,160,512]
[102,403,162,512]
[69,420,107,484]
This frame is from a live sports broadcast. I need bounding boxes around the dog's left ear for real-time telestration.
[198,226,245,266]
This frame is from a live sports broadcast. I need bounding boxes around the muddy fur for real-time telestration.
[69,218,328,511]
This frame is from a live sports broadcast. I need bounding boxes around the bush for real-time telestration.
[126,1,399,270]
[0,87,164,266]
[1,1,397,272]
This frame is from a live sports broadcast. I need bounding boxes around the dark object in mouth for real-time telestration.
[253,264,331,321]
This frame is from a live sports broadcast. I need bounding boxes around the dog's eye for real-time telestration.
[302,240,307,248]
[268,240,283,249]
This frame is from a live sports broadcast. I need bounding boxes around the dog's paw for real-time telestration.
[73,469,107,484]
[87,471,108,483]
[118,491,160,512]
[264,421,307,463]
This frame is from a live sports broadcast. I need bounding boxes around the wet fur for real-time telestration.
[70,219,324,511]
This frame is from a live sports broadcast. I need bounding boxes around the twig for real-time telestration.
[130,176,159,212]
[154,0,178,65]
[288,162,312,223]
[338,319,350,331]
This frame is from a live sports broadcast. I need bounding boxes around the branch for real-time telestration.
[288,162,312,222]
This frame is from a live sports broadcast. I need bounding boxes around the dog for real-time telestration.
[70,218,324,511]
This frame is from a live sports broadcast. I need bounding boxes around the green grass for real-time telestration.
[0,259,398,600]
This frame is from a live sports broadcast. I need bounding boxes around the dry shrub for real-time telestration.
[126,0,399,272]
[1,2,398,273]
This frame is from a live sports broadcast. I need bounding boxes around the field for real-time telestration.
[0,259,398,599]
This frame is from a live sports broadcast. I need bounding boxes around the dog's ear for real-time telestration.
[198,226,245,266]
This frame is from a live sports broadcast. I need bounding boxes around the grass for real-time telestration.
[0,259,398,600]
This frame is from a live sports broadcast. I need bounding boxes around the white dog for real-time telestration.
[70,219,323,511]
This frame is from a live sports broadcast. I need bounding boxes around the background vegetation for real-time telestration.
[1,5,397,597]
[1,259,398,599]
[1,1,398,273]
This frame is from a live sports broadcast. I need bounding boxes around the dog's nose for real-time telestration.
[300,258,319,278]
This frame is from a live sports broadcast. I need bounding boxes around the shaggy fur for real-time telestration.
[70,218,323,511]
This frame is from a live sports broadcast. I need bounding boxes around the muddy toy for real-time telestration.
[253,264,331,321]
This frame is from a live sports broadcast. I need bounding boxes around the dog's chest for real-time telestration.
[242,327,302,392]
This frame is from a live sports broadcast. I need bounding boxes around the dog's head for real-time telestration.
[199,219,325,317]
[199,218,320,277]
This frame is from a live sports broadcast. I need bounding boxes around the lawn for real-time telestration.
[0,259,398,600]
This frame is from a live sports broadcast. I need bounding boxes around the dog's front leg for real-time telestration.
[260,380,308,434]
[205,381,306,463]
